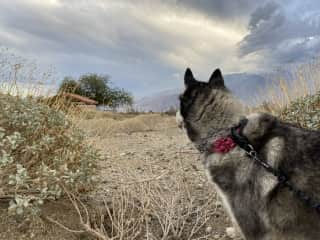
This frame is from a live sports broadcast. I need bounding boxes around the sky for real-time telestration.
[1,0,320,98]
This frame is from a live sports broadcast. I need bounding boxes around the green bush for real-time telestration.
[280,91,320,130]
[0,94,99,215]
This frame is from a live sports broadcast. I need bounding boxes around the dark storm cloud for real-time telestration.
[248,1,279,30]
[239,0,320,65]
[175,0,263,21]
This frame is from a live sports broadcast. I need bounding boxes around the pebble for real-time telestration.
[226,227,236,238]
[17,218,31,233]
[205,226,212,233]
[197,183,204,189]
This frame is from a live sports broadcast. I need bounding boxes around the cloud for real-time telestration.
[1,0,320,97]
[238,1,320,66]
[175,0,262,22]
[248,1,279,30]
[0,0,259,97]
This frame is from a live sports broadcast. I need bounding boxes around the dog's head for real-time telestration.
[179,68,244,143]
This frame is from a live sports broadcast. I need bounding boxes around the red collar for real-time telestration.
[210,136,237,153]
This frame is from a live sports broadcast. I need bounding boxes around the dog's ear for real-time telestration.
[209,68,225,88]
[184,68,196,87]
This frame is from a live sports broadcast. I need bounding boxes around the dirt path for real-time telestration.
[92,124,238,240]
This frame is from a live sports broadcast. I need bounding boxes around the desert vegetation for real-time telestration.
[0,94,99,215]
[59,74,133,110]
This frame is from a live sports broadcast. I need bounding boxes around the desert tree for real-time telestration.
[58,73,133,109]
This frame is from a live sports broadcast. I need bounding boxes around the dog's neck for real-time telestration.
[193,98,246,146]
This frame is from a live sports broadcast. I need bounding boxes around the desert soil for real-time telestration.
[0,116,240,240]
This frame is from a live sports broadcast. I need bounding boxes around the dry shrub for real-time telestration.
[0,94,99,216]
[53,158,218,240]
[280,91,320,130]
[96,184,216,240]
[255,60,320,114]
[252,60,320,130]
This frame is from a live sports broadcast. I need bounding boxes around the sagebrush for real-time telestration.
[0,94,99,215]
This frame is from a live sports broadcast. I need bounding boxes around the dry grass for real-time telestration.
[75,112,176,136]
[88,182,216,240]
[0,48,56,97]
[50,148,220,240]
[78,109,140,120]
[254,60,320,114]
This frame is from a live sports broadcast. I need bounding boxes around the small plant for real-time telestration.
[0,93,99,216]
[280,91,320,130]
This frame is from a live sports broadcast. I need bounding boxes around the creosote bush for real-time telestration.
[0,93,99,215]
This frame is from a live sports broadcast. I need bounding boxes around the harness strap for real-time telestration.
[230,118,251,152]
[230,119,320,213]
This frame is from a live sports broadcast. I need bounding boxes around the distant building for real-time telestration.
[62,93,98,109]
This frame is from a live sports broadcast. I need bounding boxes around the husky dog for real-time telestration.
[179,68,320,240]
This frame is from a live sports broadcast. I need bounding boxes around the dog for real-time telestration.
[178,68,320,240]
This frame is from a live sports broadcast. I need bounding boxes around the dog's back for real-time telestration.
[260,118,320,239]
[232,114,320,239]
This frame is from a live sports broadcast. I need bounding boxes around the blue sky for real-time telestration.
[1,0,320,98]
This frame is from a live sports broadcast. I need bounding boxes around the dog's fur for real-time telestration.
[179,68,320,240]
[176,110,184,129]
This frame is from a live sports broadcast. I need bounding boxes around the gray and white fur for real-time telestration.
[179,68,320,240]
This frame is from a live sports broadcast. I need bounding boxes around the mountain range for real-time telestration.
[134,73,270,112]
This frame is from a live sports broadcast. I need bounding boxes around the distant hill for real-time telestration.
[134,89,180,112]
[224,73,269,102]
[134,73,269,112]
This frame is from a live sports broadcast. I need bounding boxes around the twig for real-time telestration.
[110,171,169,185]
[0,195,14,202]
[61,185,110,240]
[46,216,85,234]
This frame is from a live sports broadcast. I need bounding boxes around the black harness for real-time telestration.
[231,118,320,213]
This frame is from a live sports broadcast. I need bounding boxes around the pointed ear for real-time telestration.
[209,68,225,87]
[184,68,196,87]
